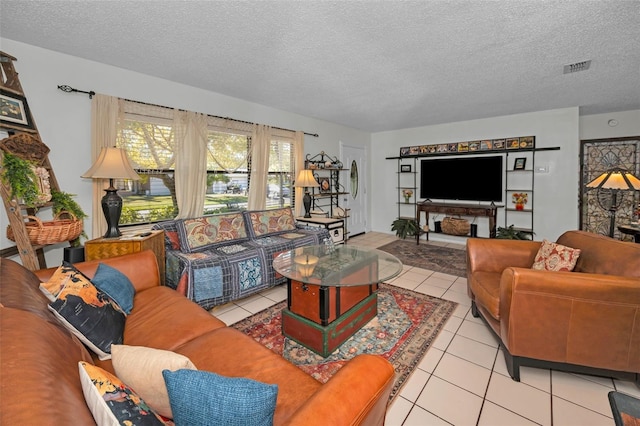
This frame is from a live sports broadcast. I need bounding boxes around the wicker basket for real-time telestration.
[6,211,83,245]
[441,217,470,236]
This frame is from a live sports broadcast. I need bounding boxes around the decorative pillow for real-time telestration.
[48,273,125,360]
[531,239,581,272]
[39,261,86,301]
[111,344,197,419]
[162,369,278,426]
[78,361,166,426]
[177,213,248,253]
[243,208,296,238]
[92,263,136,315]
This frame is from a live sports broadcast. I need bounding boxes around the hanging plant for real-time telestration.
[1,152,44,207]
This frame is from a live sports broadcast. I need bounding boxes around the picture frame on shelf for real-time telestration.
[318,177,331,193]
[514,157,527,170]
[0,89,34,131]
[400,164,412,173]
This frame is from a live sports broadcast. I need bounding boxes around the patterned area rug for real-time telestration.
[377,239,467,277]
[231,283,457,402]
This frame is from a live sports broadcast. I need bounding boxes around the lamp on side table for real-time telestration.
[294,169,320,218]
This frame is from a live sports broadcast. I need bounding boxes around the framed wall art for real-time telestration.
[0,89,34,131]
[400,164,412,173]
[318,177,331,193]
[514,157,527,170]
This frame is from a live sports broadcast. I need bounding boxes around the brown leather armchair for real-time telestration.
[466,230,640,384]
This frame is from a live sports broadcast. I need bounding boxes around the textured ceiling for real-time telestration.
[1,0,639,132]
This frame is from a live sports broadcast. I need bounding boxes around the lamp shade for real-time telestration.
[82,147,140,180]
[294,169,319,188]
[586,170,640,190]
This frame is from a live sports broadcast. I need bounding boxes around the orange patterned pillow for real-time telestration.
[531,239,581,272]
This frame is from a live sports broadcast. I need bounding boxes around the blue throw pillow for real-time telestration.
[92,263,136,314]
[162,369,278,426]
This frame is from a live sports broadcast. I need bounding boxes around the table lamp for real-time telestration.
[586,169,640,237]
[82,147,140,238]
[295,169,320,218]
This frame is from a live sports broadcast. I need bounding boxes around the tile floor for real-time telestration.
[210,232,640,425]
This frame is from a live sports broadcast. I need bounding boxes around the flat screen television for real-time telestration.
[420,156,503,202]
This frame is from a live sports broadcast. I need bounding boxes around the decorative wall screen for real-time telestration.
[580,137,640,240]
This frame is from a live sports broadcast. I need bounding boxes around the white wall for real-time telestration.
[579,110,640,140]
[371,108,581,242]
[0,39,370,266]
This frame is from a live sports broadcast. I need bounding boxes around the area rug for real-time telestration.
[231,283,457,402]
[377,239,467,277]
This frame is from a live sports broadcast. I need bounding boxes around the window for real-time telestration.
[114,101,296,226]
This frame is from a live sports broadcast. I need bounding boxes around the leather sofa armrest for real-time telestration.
[498,267,640,368]
[282,354,395,426]
[467,238,540,274]
[34,250,160,293]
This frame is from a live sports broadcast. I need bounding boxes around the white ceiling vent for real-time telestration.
[563,60,592,74]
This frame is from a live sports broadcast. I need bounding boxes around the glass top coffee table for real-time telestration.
[273,244,402,357]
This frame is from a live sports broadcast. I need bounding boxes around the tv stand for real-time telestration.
[416,201,499,244]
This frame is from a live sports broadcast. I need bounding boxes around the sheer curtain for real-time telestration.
[293,131,305,217]
[247,124,271,210]
[174,110,208,219]
[90,94,123,238]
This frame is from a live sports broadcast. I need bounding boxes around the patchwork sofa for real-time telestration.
[152,207,330,309]
[0,250,395,425]
[467,230,640,384]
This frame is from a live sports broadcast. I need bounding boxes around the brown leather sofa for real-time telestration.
[467,230,640,384]
[0,250,394,425]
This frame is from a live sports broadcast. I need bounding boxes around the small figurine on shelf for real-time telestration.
[402,189,413,203]
[512,192,528,210]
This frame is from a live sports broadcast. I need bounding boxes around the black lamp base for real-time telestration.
[102,182,123,238]
[303,191,312,218]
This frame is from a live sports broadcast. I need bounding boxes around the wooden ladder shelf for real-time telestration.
[0,51,61,270]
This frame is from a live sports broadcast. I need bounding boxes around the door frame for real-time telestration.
[340,142,369,237]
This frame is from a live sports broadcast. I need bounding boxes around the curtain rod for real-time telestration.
[57,84,319,138]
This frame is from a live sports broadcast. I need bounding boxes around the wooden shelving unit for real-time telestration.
[0,51,62,270]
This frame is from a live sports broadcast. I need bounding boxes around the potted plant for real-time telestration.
[2,152,88,260]
[496,225,534,240]
[391,217,420,239]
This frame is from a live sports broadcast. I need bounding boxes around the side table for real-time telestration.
[84,230,166,284]
[296,216,345,244]
[618,224,640,243]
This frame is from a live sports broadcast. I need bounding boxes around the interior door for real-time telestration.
[341,144,367,238]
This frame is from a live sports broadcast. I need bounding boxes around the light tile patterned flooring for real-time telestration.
[210,232,640,425]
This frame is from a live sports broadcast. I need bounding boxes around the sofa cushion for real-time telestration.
[175,327,321,425]
[0,307,95,424]
[177,212,248,253]
[121,286,225,352]
[79,361,166,425]
[243,207,296,238]
[111,344,197,419]
[0,258,58,323]
[92,263,136,315]
[48,272,125,360]
[531,239,581,272]
[163,368,278,426]
[556,230,640,277]
[468,271,502,321]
